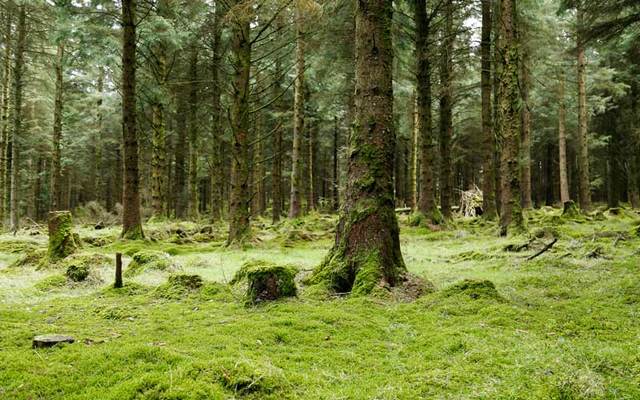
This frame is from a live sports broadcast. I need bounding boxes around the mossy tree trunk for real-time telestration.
[480,0,496,220]
[439,0,454,220]
[519,39,533,210]
[271,32,284,224]
[50,42,64,212]
[558,71,571,205]
[0,9,12,227]
[415,0,440,223]
[289,6,305,219]
[188,45,199,219]
[629,81,640,208]
[9,4,26,233]
[120,0,144,240]
[227,5,251,245]
[332,116,339,211]
[174,94,187,219]
[576,8,592,211]
[311,0,406,295]
[48,211,78,262]
[497,0,524,236]
[408,93,417,210]
[210,2,224,222]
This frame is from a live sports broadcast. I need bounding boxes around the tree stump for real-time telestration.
[32,334,75,348]
[48,211,79,262]
[231,260,297,304]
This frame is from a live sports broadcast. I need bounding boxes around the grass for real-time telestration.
[1,207,639,399]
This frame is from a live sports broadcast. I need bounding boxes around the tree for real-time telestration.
[209,3,224,222]
[557,70,571,205]
[576,5,591,211]
[310,0,406,295]
[439,0,454,219]
[121,0,144,239]
[289,2,306,219]
[0,8,12,227]
[481,0,497,219]
[50,42,64,211]
[498,0,524,236]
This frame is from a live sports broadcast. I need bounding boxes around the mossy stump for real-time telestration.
[48,211,79,262]
[562,200,580,218]
[231,260,297,304]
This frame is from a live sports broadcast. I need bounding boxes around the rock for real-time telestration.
[32,334,75,348]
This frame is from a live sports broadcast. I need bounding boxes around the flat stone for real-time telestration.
[32,334,75,348]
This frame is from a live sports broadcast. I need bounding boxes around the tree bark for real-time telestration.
[576,7,591,211]
[307,117,316,212]
[210,3,224,221]
[408,93,417,210]
[227,6,251,244]
[332,116,339,211]
[519,39,532,209]
[498,0,524,236]
[439,0,454,219]
[629,81,639,208]
[310,0,406,295]
[174,94,187,218]
[120,0,144,239]
[271,32,284,224]
[415,0,440,223]
[558,71,570,205]
[150,26,168,218]
[0,9,11,227]
[480,0,496,219]
[9,4,26,233]
[188,45,199,219]
[289,7,305,219]
[50,43,64,211]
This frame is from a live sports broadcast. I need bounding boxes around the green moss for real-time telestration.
[154,274,204,299]
[0,239,39,254]
[34,274,67,291]
[214,359,287,396]
[65,264,90,282]
[351,252,385,295]
[231,260,298,304]
[9,248,48,269]
[125,250,177,277]
[48,211,79,262]
[562,200,580,218]
[121,224,145,241]
[440,279,504,301]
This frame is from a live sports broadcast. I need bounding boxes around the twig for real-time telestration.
[527,238,558,261]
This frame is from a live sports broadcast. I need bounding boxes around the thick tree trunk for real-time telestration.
[0,10,11,227]
[497,0,524,236]
[50,43,64,211]
[188,46,199,219]
[576,8,591,211]
[415,0,440,223]
[439,0,454,219]
[480,0,496,219]
[120,0,144,239]
[227,8,251,244]
[558,71,570,205]
[310,0,406,295]
[174,95,187,218]
[629,82,640,208]
[519,43,532,209]
[9,5,26,233]
[210,4,224,222]
[289,8,305,219]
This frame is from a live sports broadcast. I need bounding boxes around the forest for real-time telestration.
[1,0,639,398]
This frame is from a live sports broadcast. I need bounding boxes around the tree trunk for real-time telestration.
[210,3,223,222]
[0,9,11,227]
[439,0,454,219]
[519,40,532,209]
[497,0,524,236]
[415,0,440,223]
[227,6,251,244]
[408,94,417,210]
[310,0,406,295]
[9,4,26,233]
[120,0,144,239]
[332,116,339,211]
[150,41,167,217]
[188,46,199,219]
[307,117,316,212]
[271,45,284,224]
[50,43,64,211]
[480,0,496,219]
[289,8,305,219]
[629,81,640,208]
[558,71,570,205]
[576,8,591,211]
[174,95,187,218]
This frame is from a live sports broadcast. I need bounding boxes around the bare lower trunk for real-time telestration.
[121,0,144,239]
[480,0,496,219]
[289,9,305,218]
[558,72,570,205]
[50,43,64,211]
[520,44,532,209]
[210,4,223,222]
[0,10,12,226]
[332,116,339,211]
[439,0,454,219]
[576,8,591,211]
[311,0,405,295]
[188,46,199,219]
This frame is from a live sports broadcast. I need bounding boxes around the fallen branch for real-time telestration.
[527,238,558,261]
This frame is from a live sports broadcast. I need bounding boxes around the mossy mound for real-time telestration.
[34,274,67,291]
[125,250,179,277]
[65,264,90,282]
[154,274,203,299]
[214,359,287,397]
[9,248,48,269]
[562,200,580,218]
[230,260,298,304]
[59,253,110,282]
[452,250,495,263]
[440,279,504,301]
[0,239,40,254]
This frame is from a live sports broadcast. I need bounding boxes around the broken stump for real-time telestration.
[48,211,79,262]
[32,334,75,349]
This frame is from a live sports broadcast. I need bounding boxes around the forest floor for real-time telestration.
[1,207,639,399]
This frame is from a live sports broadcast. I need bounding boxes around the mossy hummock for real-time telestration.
[48,211,79,262]
[231,260,298,304]
[125,250,177,276]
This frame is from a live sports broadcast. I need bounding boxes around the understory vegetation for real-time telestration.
[1,207,639,399]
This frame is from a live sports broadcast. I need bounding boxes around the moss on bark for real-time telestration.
[48,211,79,262]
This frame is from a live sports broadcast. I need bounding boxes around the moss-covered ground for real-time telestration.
[1,207,639,399]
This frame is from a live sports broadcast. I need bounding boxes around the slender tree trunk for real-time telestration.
[174,94,187,218]
[408,94,417,210]
[439,0,454,219]
[629,81,639,208]
[188,46,199,219]
[210,3,223,222]
[480,0,496,219]
[558,71,570,205]
[520,42,532,209]
[252,113,265,216]
[311,0,406,295]
[289,7,305,219]
[307,117,316,211]
[576,8,591,211]
[120,0,144,239]
[271,38,284,224]
[415,0,440,222]
[150,44,167,218]
[497,0,524,236]
[332,116,339,211]
[0,10,12,227]
[227,7,251,244]
[50,43,64,211]
[9,5,26,233]
[93,69,104,207]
